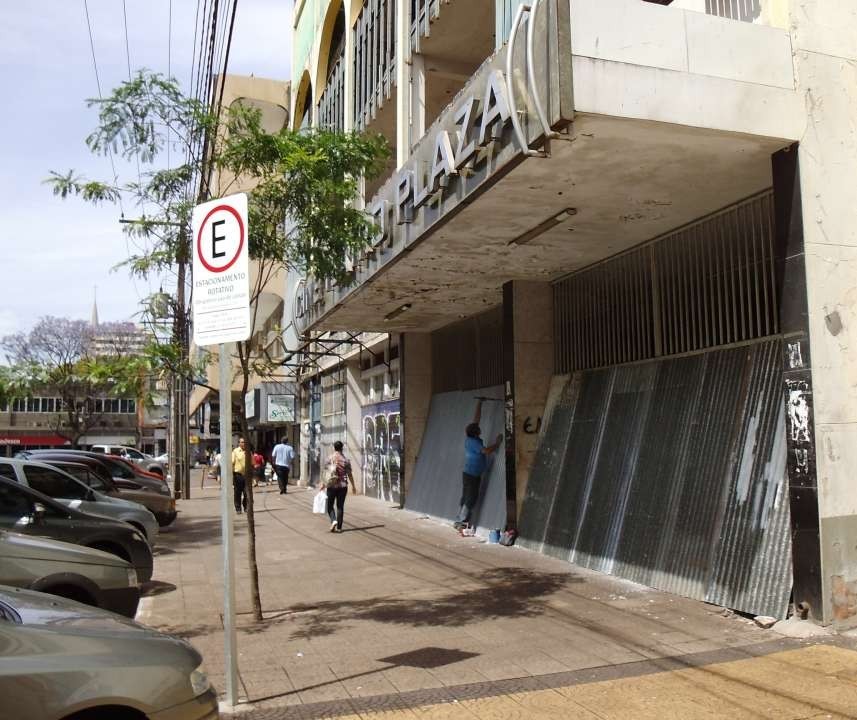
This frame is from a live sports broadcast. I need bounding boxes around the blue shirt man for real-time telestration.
[272,438,296,494]
[455,399,503,530]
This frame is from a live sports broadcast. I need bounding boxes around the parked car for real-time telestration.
[0,476,153,583]
[0,530,140,617]
[0,585,218,720]
[23,450,177,527]
[0,458,158,545]
[90,443,167,477]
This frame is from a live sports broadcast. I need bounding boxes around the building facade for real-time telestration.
[287,0,857,626]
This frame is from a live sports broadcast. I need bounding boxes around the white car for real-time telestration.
[90,444,167,477]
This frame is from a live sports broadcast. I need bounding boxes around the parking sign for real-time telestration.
[192,193,251,346]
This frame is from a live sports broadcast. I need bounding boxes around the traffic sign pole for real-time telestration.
[219,343,238,709]
[191,193,250,712]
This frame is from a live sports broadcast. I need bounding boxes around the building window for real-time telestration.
[0,399,7,412]
[26,398,37,413]
[389,369,400,398]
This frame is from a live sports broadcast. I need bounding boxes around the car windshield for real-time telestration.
[98,456,136,479]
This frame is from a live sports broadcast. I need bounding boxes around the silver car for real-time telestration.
[0,459,159,546]
[0,530,140,617]
[0,585,219,720]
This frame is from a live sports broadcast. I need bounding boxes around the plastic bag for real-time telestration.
[312,490,327,514]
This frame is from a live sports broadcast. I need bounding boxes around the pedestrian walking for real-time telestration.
[231,438,248,514]
[454,399,502,530]
[324,440,356,533]
[271,436,296,494]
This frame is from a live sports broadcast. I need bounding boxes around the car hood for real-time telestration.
[0,531,129,568]
[0,585,200,662]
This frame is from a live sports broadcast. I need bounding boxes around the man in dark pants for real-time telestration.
[231,437,248,514]
[454,399,502,530]
[272,436,296,494]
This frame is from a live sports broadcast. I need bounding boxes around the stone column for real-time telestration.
[503,281,554,524]
[401,332,432,505]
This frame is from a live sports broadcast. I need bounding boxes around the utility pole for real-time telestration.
[122,217,191,499]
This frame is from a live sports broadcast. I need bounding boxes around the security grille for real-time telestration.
[555,191,778,373]
[317,55,346,132]
[432,307,503,393]
[705,0,761,22]
[353,0,396,130]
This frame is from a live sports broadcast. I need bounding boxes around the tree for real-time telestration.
[47,71,389,622]
[0,317,150,447]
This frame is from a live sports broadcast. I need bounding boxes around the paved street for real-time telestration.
[141,479,857,719]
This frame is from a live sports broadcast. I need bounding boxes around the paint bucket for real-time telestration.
[489,529,501,544]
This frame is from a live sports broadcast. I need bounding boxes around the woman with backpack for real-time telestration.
[325,440,356,533]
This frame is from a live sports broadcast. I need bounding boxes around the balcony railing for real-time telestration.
[409,0,440,52]
[318,55,346,132]
[353,0,396,131]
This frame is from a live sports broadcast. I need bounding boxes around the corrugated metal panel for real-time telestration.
[404,385,506,533]
[519,339,791,619]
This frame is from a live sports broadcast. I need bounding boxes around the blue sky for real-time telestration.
[0,0,292,339]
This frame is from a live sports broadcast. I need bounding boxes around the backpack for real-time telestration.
[326,456,345,488]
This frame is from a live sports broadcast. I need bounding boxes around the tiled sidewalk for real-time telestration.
[140,480,857,718]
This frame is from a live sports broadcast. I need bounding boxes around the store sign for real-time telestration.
[267,394,295,423]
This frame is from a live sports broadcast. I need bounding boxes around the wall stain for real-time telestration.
[825,309,843,336]
[831,575,857,621]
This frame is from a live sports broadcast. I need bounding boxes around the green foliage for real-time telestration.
[45,70,389,286]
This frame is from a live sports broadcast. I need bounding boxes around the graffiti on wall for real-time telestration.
[362,400,402,505]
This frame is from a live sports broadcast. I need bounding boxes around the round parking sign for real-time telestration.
[196,204,246,273]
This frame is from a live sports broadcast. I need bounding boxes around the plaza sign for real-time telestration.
[368,70,513,241]
[302,0,573,329]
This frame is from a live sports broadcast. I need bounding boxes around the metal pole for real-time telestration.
[219,343,238,708]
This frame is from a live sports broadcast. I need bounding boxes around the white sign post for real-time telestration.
[192,193,250,710]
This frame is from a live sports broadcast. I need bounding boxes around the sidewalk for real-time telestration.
[141,480,857,719]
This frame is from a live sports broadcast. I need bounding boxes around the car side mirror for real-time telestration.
[31,502,46,525]
[86,490,96,502]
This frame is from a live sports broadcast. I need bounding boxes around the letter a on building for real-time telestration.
[192,193,251,346]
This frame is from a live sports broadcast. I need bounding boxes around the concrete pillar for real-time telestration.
[344,360,364,491]
[410,53,426,147]
[401,332,432,505]
[503,281,554,524]
[395,0,410,168]
[786,0,857,626]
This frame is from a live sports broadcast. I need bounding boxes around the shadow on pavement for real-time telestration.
[248,646,480,704]
[245,567,581,639]
[141,580,177,597]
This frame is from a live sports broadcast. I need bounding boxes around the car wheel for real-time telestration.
[88,542,131,563]
[44,584,96,608]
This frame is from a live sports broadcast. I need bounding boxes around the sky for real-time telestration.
[0,0,293,340]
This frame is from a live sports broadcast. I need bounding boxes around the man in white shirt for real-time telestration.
[272,436,296,494]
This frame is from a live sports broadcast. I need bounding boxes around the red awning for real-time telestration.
[0,434,71,446]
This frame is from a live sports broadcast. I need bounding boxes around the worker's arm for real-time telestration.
[472,400,482,425]
[483,434,503,455]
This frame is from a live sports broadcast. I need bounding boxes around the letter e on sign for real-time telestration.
[192,193,251,346]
